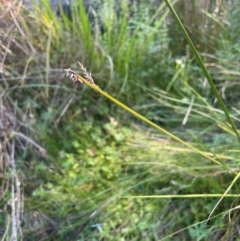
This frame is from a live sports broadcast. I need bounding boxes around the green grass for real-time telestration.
[1,0,240,240]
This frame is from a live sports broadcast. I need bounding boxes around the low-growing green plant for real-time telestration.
[31,118,131,211]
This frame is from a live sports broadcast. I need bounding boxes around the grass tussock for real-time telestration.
[1,0,240,240]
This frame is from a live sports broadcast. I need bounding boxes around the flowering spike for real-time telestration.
[64,68,83,84]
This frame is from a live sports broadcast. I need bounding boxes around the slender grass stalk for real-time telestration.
[164,0,240,142]
[207,171,240,221]
[64,63,232,171]
[45,22,53,98]
[123,194,240,198]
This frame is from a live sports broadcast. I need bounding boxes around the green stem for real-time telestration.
[77,74,231,171]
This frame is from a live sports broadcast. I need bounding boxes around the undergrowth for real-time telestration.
[1,0,240,240]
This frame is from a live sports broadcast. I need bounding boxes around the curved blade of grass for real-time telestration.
[164,0,240,142]
[207,171,240,222]
[72,67,231,171]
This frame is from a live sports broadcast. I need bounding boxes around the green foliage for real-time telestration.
[189,223,212,240]
[1,0,240,240]
[32,119,131,214]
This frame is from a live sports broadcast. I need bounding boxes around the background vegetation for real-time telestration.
[1,0,240,240]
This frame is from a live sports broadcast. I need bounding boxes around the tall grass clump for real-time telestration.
[1,0,240,240]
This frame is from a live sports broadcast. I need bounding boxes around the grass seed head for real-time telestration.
[64,68,83,84]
